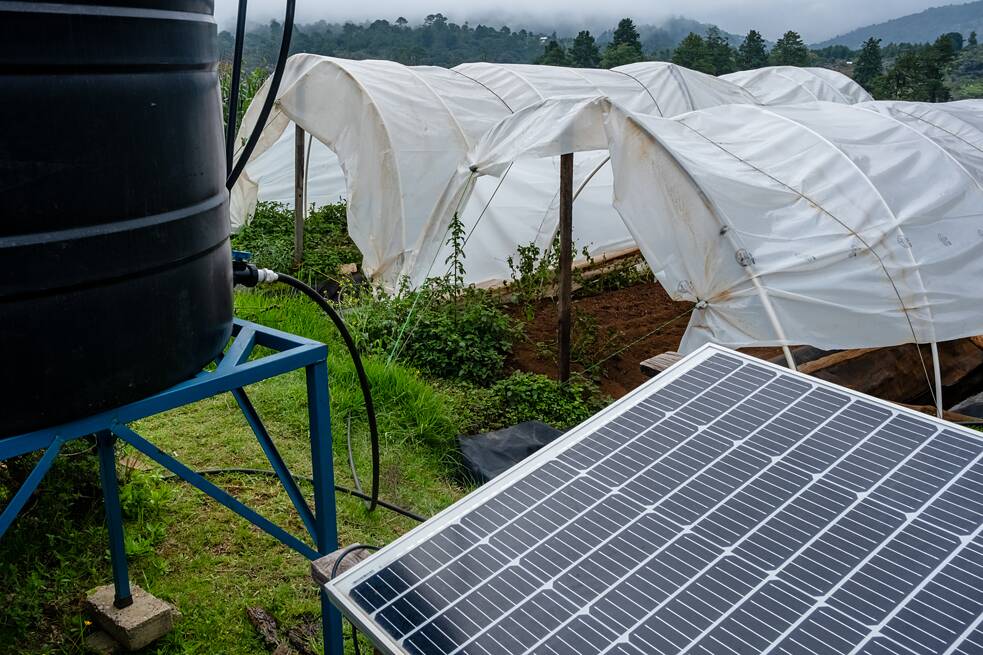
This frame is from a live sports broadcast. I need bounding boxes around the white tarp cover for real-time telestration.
[468,97,983,352]
[858,99,983,186]
[722,66,874,105]
[231,56,759,287]
[237,126,347,210]
[232,54,513,284]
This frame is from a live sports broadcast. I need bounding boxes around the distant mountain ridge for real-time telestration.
[814,0,983,48]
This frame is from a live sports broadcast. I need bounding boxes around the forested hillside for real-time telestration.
[219,15,742,71]
[218,15,546,69]
[815,0,983,49]
[221,12,983,107]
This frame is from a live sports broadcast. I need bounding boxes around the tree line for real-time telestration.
[222,15,982,104]
[537,20,812,72]
[851,32,978,101]
[536,19,980,102]
[219,14,547,70]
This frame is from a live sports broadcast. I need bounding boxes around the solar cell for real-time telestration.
[325,344,983,655]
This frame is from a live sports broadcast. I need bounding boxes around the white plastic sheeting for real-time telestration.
[232,54,512,283]
[722,66,873,104]
[858,99,983,186]
[467,97,983,353]
[231,126,346,213]
[231,56,758,287]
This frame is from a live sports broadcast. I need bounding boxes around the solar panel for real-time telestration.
[325,344,983,655]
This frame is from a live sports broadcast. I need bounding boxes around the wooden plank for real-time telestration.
[640,351,682,378]
[293,124,305,269]
[557,153,574,383]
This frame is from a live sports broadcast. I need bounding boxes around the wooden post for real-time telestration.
[293,124,305,269]
[557,153,574,383]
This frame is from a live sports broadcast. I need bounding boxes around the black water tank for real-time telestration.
[0,0,233,436]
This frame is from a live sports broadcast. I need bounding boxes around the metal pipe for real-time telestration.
[557,153,574,382]
[931,341,944,418]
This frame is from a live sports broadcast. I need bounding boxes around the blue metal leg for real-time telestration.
[307,362,344,655]
[96,431,133,608]
[0,436,64,539]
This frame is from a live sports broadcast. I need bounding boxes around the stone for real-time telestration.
[84,585,180,651]
[83,630,120,655]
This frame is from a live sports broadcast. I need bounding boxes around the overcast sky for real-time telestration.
[214,0,954,43]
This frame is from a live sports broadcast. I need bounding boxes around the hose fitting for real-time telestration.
[232,261,278,287]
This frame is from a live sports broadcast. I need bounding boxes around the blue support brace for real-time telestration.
[96,431,133,608]
[232,388,319,540]
[0,320,344,650]
[0,435,64,540]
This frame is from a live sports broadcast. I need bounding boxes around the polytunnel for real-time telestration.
[466,97,983,366]
[230,56,759,287]
[434,62,759,289]
[858,99,983,185]
[722,65,873,104]
[230,54,513,285]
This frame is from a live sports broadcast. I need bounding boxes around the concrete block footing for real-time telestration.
[84,584,180,651]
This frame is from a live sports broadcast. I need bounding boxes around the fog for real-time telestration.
[213,0,950,43]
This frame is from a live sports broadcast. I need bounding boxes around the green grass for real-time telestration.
[1,289,472,654]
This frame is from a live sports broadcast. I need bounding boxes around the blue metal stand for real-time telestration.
[0,319,345,655]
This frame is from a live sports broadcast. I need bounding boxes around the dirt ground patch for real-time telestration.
[507,281,781,398]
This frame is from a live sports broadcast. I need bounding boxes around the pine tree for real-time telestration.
[611,18,641,49]
[570,30,601,68]
[737,30,769,70]
[537,40,570,67]
[672,33,712,73]
[853,37,883,91]
[770,30,810,66]
[704,26,736,74]
[970,31,978,47]
[602,18,643,68]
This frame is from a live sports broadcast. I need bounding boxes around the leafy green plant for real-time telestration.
[118,468,172,559]
[571,312,623,375]
[487,372,609,430]
[445,211,467,297]
[505,238,591,322]
[231,201,361,285]
[576,253,652,297]
[504,238,652,321]
[345,280,515,385]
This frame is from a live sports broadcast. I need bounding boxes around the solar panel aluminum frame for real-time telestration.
[323,343,983,655]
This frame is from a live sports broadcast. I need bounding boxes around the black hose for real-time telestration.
[329,543,381,579]
[226,0,296,190]
[329,544,380,655]
[275,273,383,515]
[225,0,249,173]
[160,467,427,523]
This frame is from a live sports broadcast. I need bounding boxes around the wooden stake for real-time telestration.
[558,153,574,383]
[293,124,305,269]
